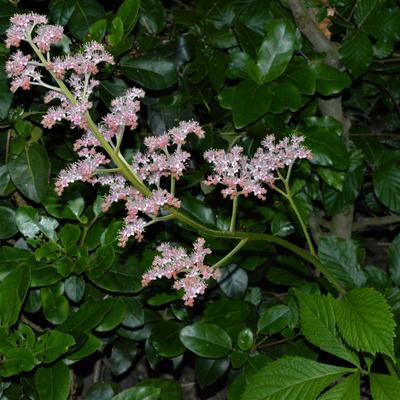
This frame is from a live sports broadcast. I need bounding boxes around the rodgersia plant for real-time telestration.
[5,13,326,306]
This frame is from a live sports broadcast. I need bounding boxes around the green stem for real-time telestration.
[28,38,346,296]
[384,356,398,378]
[212,238,249,269]
[170,176,176,196]
[229,195,239,232]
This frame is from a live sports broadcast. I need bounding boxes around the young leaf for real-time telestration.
[319,372,360,400]
[336,288,396,360]
[295,291,358,366]
[370,373,400,400]
[242,356,353,400]
[116,0,140,34]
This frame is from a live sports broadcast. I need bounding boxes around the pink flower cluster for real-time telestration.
[142,238,219,306]
[204,135,312,199]
[133,121,205,186]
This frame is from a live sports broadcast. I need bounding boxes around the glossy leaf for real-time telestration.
[195,357,230,388]
[150,321,185,358]
[257,304,289,335]
[0,206,17,239]
[35,361,70,400]
[373,162,400,213]
[8,143,50,203]
[116,0,140,34]
[111,386,161,400]
[180,322,232,358]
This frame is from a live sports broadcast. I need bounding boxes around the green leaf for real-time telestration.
[0,348,35,377]
[0,164,15,196]
[0,66,12,119]
[218,263,248,299]
[42,190,85,220]
[231,80,270,129]
[67,0,106,41]
[34,331,75,364]
[257,305,289,335]
[237,328,254,351]
[319,372,360,400]
[35,361,70,400]
[284,61,316,95]
[136,379,182,400]
[257,19,296,83]
[8,143,50,203]
[373,162,400,213]
[116,0,140,34]
[295,291,358,366]
[268,82,302,113]
[16,206,58,241]
[195,357,230,389]
[67,333,102,361]
[96,298,125,332]
[336,288,396,360]
[0,0,15,35]
[150,321,185,358]
[108,339,138,375]
[340,31,373,78]
[99,78,129,107]
[0,264,31,328]
[318,237,366,290]
[64,275,85,303]
[0,207,17,239]
[107,17,124,47]
[49,0,76,25]
[139,0,165,34]
[122,297,144,329]
[58,299,113,332]
[354,0,382,27]
[317,167,345,191]
[120,55,177,90]
[235,21,263,58]
[370,373,400,400]
[242,356,353,400]
[40,288,70,325]
[111,386,161,400]
[311,63,351,96]
[180,322,232,358]
[86,383,115,400]
[389,234,400,286]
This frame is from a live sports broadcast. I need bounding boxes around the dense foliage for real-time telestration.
[1,0,400,399]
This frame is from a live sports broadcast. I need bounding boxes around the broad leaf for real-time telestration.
[318,237,366,290]
[150,321,185,358]
[0,206,17,239]
[48,0,76,25]
[8,143,50,203]
[389,234,400,286]
[116,0,140,34]
[195,357,230,389]
[34,331,75,364]
[319,372,360,400]
[180,322,232,358]
[370,373,400,400]
[0,348,35,377]
[311,63,351,96]
[295,291,358,365]
[242,356,353,400]
[373,162,400,213]
[111,386,160,400]
[35,361,70,400]
[257,304,289,335]
[336,288,395,360]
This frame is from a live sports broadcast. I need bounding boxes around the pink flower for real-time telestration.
[169,120,205,145]
[5,13,48,48]
[33,25,63,52]
[5,51,31,77]
[142,238,218,306]
[55,153,109,195]
[119,218,147,246]
[204,135,312,199]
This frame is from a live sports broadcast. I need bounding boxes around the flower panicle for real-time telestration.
[204,135,312,200]
[142,238,218,306]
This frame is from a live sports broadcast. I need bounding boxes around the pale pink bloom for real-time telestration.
[74,131,101,157]
[42,106,66,128]
[55,153,108,195]
[169,120,205,145]
[204,135,312,199]
[144,134,170,153]
[119,218,147,246]
[5,13,48,48]
[5,51,31,77]
[43,90,68,104]
[66,101,92,129]
[142,238,218,306]
[33,25,63,52]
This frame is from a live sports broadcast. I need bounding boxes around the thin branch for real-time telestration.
[353,215,400,231]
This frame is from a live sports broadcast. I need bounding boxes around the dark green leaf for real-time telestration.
[374,162,400,213]
[67,0,106,41]
[218,263,248,299]
[120,55,177,90]
[0,348,35,377]
[49,0,76,25]
[195,357,230,388]
[150,321,185,358]
[0,66,12,119]
[257,304,289,335]
[108,339,138,375]
[122,297,144,329]
[35,362,70,400]
[389,234,400,286]
[231,80,270,129]
[0,207,17,239]
[111,386,160,400]
[8,143,50,203]
[180,322,232,358]
[86,383,115,400]
[116,0,140,34]
[64,275,85,303]
[139,0,166,34]
[319,372,360,400]
[40,288,70,325]
[311,63,351,96]
[136,379,182,400]
[318,237,366,290]
[34,331,75,364]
